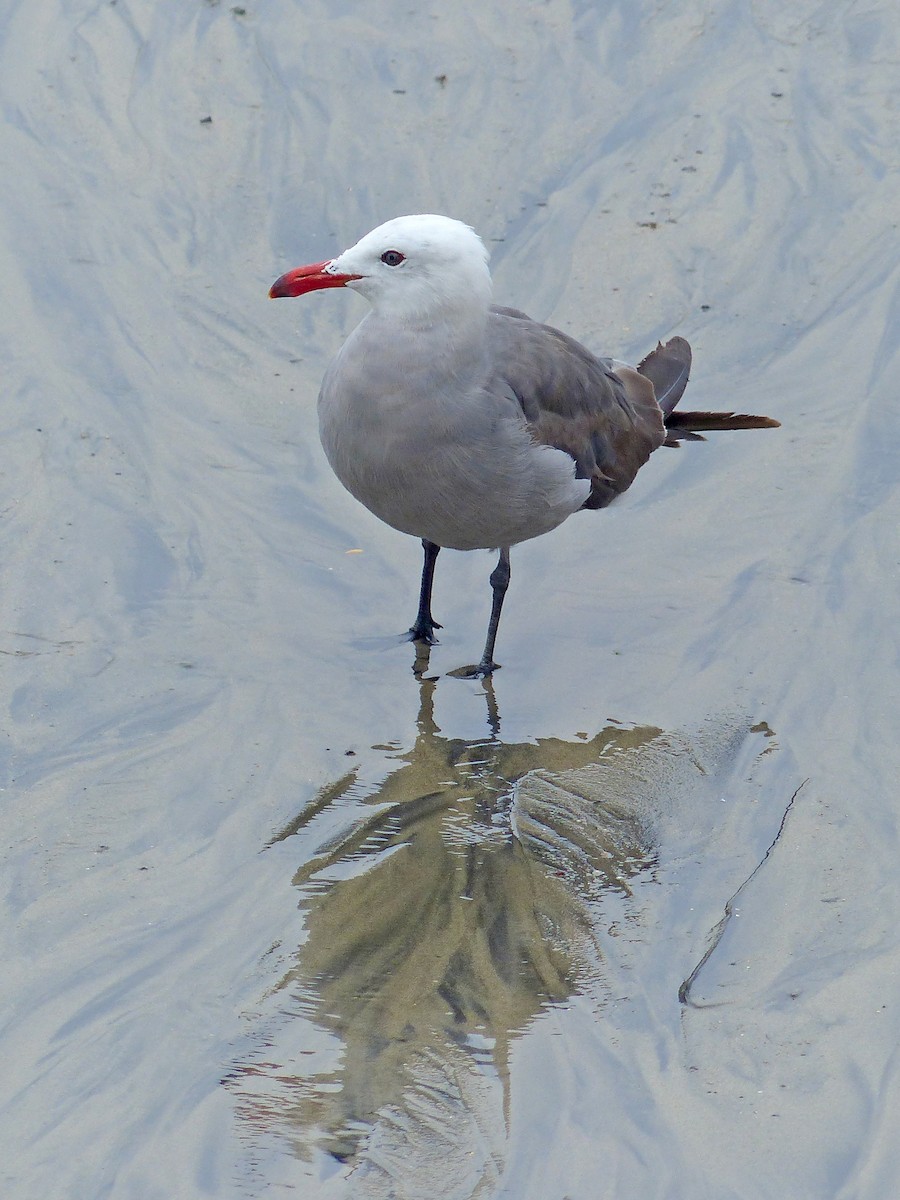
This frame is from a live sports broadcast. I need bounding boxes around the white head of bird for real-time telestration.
[270,214,493,327]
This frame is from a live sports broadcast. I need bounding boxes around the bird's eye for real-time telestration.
[380,249,405,267]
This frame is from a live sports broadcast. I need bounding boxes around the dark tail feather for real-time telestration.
[665,410,782,430]
[663,409,780,446]
[662,411,781,446]
[639,335,780,441]
[637,336,692,415]
[663,427,707,446]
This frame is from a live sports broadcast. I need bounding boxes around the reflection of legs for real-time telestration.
[482,674,501,738]
[477,547,510,676]
[408,539,442,643]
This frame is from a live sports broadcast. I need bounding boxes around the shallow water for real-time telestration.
[2,1,900,1197]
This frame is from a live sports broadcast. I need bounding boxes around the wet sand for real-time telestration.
[2,1,899,1196]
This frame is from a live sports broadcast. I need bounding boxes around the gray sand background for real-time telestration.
[2,1,899,1196]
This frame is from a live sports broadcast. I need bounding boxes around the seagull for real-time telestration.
[270,214,778,676]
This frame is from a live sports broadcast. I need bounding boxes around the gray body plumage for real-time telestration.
[319,304,666,552]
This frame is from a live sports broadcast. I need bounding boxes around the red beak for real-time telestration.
[268,260,362,299]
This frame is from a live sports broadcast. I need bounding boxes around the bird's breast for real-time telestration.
[317,366,588,551]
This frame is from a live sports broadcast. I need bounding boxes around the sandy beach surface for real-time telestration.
[2,2,899,1196]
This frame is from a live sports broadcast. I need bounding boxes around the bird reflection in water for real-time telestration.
[228,662,669,1177]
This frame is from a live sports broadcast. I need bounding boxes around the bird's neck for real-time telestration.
[372,291,490,353]
[362,268,492,331]
[353,302,489,391]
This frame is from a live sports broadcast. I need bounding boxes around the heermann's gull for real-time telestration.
[270,214,778,676]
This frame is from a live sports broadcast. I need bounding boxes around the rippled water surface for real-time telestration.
[2,1,899,1197]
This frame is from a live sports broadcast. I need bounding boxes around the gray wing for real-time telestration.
[486,307,667,509]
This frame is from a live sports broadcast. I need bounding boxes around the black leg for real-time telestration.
[476,547,510,675]
[407,539,442,643]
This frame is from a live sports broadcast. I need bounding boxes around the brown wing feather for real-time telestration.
[486,308,666,510]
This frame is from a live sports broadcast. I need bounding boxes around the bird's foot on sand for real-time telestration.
[406,618,442,644]
[448,659,500,679]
